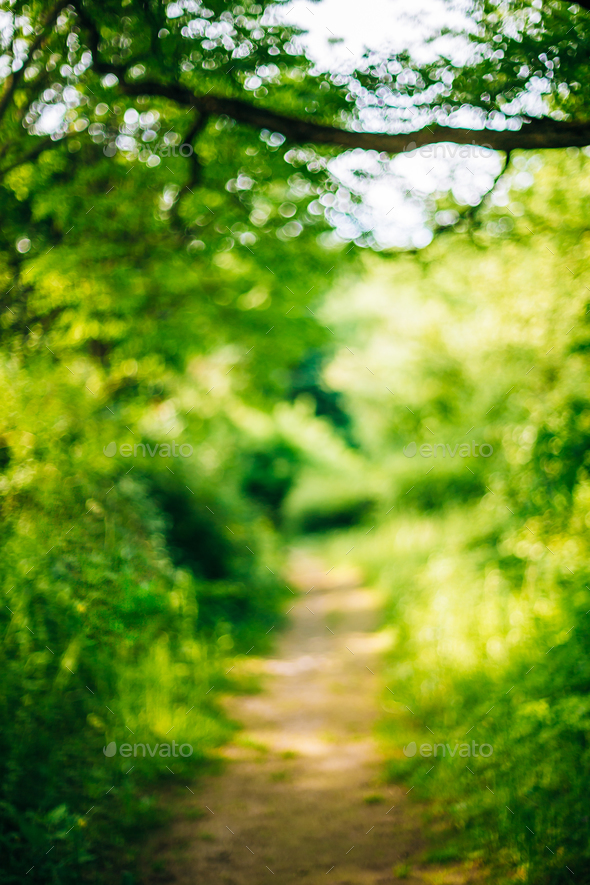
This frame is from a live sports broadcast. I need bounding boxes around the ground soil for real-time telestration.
[142,553,483,885]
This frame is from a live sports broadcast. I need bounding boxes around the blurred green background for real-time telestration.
[2,1,590,883]
[305,148,590,884]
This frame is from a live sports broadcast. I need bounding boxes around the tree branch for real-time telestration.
[169,112,209,230]
[73,0,590,158]
[120,79,590,154]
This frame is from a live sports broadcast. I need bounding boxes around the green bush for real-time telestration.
[322,151,590,884]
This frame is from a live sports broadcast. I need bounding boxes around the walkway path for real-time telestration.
[143,553,445,884]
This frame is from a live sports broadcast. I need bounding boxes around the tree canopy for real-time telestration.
[2,2,590,883]
[3,0,590,185]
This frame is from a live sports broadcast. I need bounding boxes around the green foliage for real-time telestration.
[0,346,290,881]
[0,3,362,882]
[317,149,590,883]
[360,0,590,134]
[3,2,590,883]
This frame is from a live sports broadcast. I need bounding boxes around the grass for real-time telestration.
[363,793,386,804]
[334,499,590,884]
[198,831,216,842]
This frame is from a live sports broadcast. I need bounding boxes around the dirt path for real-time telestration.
[142,553,458,884]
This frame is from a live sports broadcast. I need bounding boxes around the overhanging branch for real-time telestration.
[197,100,590,153]
[72,0,590,159]
[121,79,590,154]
